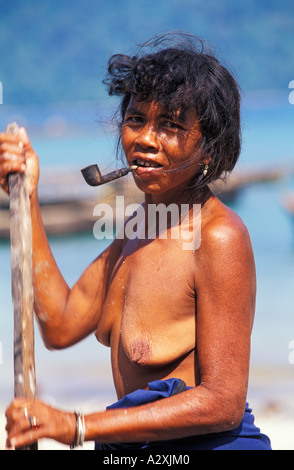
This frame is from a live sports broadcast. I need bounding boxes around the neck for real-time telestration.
[144,183,212,208]
[139,185,212,245]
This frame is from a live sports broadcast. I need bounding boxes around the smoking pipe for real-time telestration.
[81,164,138,187]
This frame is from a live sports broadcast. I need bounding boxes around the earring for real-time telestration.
[203,164,209,177]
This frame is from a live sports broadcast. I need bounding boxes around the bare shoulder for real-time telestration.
[200,196,254,261]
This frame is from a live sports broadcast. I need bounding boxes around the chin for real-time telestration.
[135,182,169,195]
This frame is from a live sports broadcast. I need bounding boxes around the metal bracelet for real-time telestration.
[70,411,85,449]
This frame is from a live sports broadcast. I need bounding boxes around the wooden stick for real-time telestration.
[7,122,37,450]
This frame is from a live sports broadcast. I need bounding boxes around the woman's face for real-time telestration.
[121,97,204,196]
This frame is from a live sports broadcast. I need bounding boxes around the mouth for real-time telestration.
[132,158,163,170]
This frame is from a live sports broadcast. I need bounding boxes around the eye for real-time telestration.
[162,120,183,131]
[123,115,144,126]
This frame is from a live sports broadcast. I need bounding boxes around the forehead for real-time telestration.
[126,96,198,124]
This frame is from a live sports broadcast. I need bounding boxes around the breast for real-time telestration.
[99,237,197,367]
[95,257,129,347]
[124,337,153,366]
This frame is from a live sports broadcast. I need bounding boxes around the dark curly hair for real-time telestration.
[103,32,241,189]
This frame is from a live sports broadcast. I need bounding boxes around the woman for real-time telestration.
[2,33,271,450]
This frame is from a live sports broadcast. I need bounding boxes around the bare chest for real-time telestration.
[97,238,196,366]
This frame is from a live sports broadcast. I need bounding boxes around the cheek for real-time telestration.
[165,143,199,167]
[121,129,132,157]
[162,131,200,160]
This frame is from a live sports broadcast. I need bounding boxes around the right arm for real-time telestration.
[0,128,121,349]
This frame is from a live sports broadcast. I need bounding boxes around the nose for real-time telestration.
[135,124,159,151]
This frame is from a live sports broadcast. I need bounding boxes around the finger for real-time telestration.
[7,413,43,449]
[5,403,28,429]
[0,141,24,155]
[6,407,41,447]
[18,127,30,144]
[0,132,22,144]
[6,413,32,435]
[0,130,30,155]
[0,177,9,194]
[8,427,43,449]
[0,151,25,169]
[5,398,29,419]
[18,127,33,152]
[0,158,26,177]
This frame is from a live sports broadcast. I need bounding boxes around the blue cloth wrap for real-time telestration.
[95,378,272,450]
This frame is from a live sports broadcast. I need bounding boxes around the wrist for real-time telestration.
[70,411,85,449]
[29,189,39,205]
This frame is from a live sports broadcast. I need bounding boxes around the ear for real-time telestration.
[202,155,212,165]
